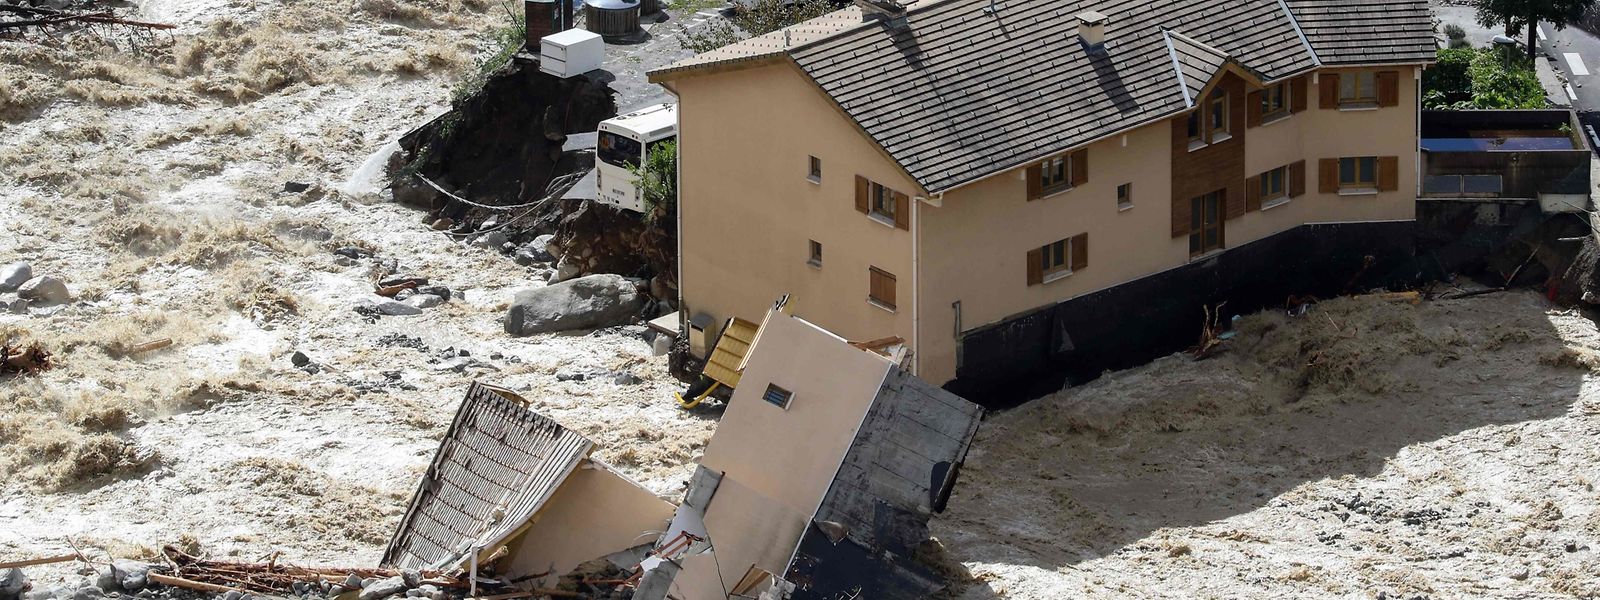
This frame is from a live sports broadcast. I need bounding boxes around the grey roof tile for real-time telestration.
[653,0,1434,192]
[383,382,594,570]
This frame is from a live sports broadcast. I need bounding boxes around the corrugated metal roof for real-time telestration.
[649,0,1433,193]
[383,382,594,571]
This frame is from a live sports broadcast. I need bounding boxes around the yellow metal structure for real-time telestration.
[703,317,759,388]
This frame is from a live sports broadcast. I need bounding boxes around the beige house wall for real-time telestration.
[676,310,893,599]
[502,461,675,582]
[673,60,1421,386]
[913,66,1422,384]
[674,62,919,346]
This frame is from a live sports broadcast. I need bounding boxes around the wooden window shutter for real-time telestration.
[1290,76,1308,113]
[1224,187,1245,220]
[1378,156,1400,191]
[870,267,896,308]
[1026,248,1043,286]
[854,175,869,214]
[1289,160,1306,197]
[1069,149,1088,187]
[1070,233,1088,272]
[893,191,910,230]
[1171,197,1189,238]
[1377,71,1400,107]
[1318,158,1339,193]
[1025,164,1042,200]
[1319,73,1339,109]
[1246,89,1263,127]
[1245,174,1262,212]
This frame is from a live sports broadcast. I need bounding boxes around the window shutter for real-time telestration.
[1245,174,1262,212]
[1069,149,1088,187]
[1289,160,1306,197]
[1070,233,1087,272]
[1224,187,1245,220]
[893,191,910,230]
[855,175,869,214]
[1319,73,1339,109]
[1319,158,1339,193]
[1025,164,1042,200]
[1377,71,1400,107]
[1171,196,1189,238]
[1026,248,1043,286]
[1378,156,1400,191]
[1290,76,1308,113]
[1246,89,1263,127]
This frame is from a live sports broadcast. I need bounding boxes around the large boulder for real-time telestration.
[505,274,645,335]
[0,263,30,293]
[0,568,29,600]
[16,276,67,304]
[358,576,406,600]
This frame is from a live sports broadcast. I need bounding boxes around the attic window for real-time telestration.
[762,384,793,409]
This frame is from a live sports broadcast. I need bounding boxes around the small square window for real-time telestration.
[808,240,822,267]
[1339,157,1377,188]
[1261,166,1287,201]
[870,182,896,222]
[1116,183,1132,209]
[762,383,793,409]
[807,156,822,183]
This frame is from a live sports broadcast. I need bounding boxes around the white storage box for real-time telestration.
[540,29,604,78]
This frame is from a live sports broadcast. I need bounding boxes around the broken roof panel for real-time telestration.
[651,0,1433,194]
[383,382,594,571]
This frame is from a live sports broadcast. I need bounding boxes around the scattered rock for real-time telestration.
[342,574,362,591]
[556,371,586,382]
[536,234,558,258]
[357,577,405,600]
[1510,567,1530,580]
[1,568,29,600]
[0,294,27,314]
[400,571,419,589]
[16,276,68,304]
[291,351,313,368]
[333,247,372,260]
[405,294,444,309]
[375,300,424,316]
[430,218,454,231]
[0,263,31,293]
[652,334,673,356]
[70,587,100,600]
[110,562,149,593]
[552,257,581,283]
[417,286,452,301]
[473,231,509,249]
[394,288,416,301]
[613,371,642,385]
[516,236,556,265]
[378,274,428,288]
[283,181,311,193]
[505,274,647,335]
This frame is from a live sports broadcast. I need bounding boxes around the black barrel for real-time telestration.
[584,0,640,37]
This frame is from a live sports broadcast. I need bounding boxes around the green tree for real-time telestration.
[627,140,677,227]
[1471,0,1597,62]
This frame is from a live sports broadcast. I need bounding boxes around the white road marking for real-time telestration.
[1538,25,1547,41]
[1566,52,1590,76]
[1567,83,1578,100]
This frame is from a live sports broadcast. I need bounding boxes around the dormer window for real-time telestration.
[1208,91,1229,140]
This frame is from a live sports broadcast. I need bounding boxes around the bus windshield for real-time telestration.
[599,131,643,169]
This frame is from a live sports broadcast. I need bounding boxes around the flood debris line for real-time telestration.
[157,546,463,597]
[1,341,53,375]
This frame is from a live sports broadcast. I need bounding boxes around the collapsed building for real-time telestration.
[387,304,982,599]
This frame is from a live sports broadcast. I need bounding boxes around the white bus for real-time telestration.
[596,103,677,213]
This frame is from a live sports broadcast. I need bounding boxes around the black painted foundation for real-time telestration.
[945,220,1423,409]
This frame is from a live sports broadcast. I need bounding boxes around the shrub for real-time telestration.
[678,0,833,54]
[1422,46,1545,109]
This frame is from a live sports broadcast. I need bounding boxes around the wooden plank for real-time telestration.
[0,554,78,569]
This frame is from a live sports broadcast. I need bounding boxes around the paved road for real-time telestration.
[1539,22,1600,149]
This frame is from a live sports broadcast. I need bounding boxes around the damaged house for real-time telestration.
[635,302,984,599]
[650,0,1437,401]
[383,382,674,590]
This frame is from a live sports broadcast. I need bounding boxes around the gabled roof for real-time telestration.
[384,382,594,570]
[650,0,1434,194]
